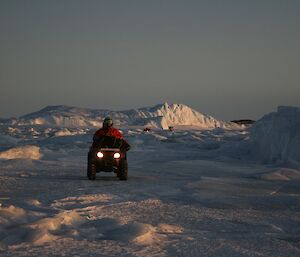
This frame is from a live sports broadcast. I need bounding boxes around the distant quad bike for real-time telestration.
[87,136,128,180]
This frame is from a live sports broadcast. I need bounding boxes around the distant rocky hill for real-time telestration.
[1,103,238,130]
[231,119,255,125]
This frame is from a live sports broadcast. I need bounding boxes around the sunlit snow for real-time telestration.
[0,104,299,256]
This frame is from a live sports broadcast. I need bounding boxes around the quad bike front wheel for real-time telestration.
[87,161,96,180]
[118,159,128,181]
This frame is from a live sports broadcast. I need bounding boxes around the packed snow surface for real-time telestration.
[0,104,299,256]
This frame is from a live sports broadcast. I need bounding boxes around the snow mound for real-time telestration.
[132,223,156,245]
[0,203,172,247]
[262,168,300,181]
[0,205,26,222]
[103,221,155,243]
[25,199,42,206]
[0,145,42,160]
[0,209,83,246]
[157,223,184,234]
[74,217,183,245]
[249,106,300,167]
[0,205,31,246]
[29,210,83,232]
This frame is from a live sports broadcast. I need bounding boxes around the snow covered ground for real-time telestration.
[0,105,299,256]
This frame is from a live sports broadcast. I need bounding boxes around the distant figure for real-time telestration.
[93,117,130,151]
[168,126,174,132]
[143,127,152,133]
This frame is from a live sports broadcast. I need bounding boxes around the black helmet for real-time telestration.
[103,116,113,128]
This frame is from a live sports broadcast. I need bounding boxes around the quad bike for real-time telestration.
[87,136,128,180]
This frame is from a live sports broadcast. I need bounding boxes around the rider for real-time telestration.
[93,117,130,151]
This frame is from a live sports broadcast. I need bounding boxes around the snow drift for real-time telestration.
[249,106,300,167]
[0,201,179,248]
[0,145,42,160]
[0,207,83,246]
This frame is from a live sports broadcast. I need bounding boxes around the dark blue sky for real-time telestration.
[1,0,299,120]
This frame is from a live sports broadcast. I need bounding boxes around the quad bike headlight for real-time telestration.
[97,152,104,158]
[113,152,121,159]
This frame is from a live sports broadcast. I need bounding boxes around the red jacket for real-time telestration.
[94,127,124,140]
[93,127,130,150]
